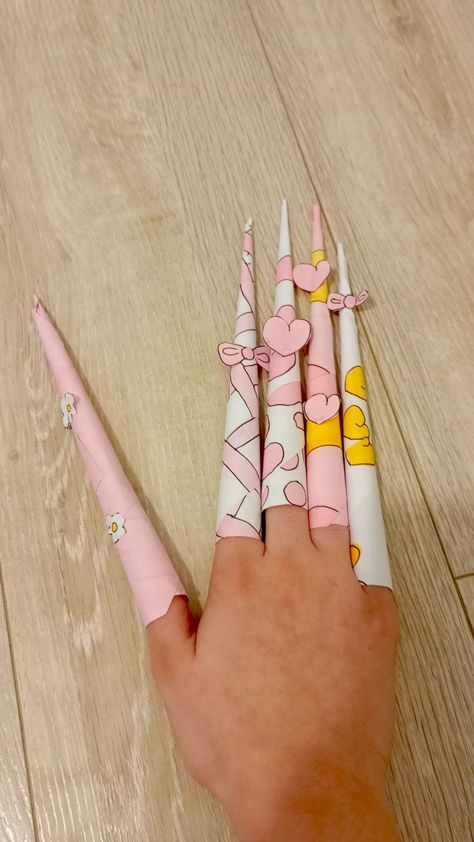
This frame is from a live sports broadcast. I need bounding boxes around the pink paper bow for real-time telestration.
[218,342,271,371]
[327,290,369,311]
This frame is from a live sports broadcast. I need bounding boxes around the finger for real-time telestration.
[337,242,392,590]
[261,201,309,526]
[215,219,263,543]
[309,524,353,580]
[265,505,311,553]
[146,595,196,688]
[310,523,349,553]
[298,206,349,540]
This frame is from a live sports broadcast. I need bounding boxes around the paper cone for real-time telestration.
[33,297,186,625]
[337,243,392,588]
[261,200,309,510]
[294,206,348,529]
[216,221,266,540]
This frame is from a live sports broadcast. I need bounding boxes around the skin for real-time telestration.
[147,507,400,841]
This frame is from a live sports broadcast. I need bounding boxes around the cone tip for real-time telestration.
[278,198,290,259]
[32,294,41,313]
[245,217,253,232]
[337,242,352,293]
[311,204,324,252]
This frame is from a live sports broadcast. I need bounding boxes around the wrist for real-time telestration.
[227,767,399,842]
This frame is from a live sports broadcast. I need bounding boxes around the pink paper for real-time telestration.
[298,206,348,529]
[33,297,186,626]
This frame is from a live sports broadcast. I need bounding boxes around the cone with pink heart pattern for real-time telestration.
[261,200,310,511]
[216,220,269,540]
[293,205,348,530]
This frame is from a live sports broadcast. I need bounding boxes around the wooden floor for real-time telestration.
[1,1,472,840]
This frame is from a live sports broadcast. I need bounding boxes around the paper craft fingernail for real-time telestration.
[337,243,392,588]
[216,220,266,540]
[261,200,309,511]
[294,205,348,529]
[32,296,186,625]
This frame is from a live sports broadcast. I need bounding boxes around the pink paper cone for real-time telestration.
[301,206,348,529]
[33,297,186,626]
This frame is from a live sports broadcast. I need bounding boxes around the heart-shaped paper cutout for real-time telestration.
[304,393,340,424]
[293,260,331,292]
[346,437,376,466]
[343,405,369,440]
[263,316,310,356]
[276,304,296,324]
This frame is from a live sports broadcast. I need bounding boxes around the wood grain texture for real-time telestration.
[0,595,35,841]
[250,0,474,575]
[456,575,474,628]
[0,0,472,840]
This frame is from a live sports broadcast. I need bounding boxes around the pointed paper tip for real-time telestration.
[245,217,253,233]
[312,204,325,252]
[337,242,352,294]
[32,294,43,315]
[278,198,290,259]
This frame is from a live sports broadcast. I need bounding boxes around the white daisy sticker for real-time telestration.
[105,513,126,543]
[242,249,253,265]
[61,393,77,428]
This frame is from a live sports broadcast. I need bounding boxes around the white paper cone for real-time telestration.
[216,221,263,540]
[337,243,392,588]
[262,201,308,509]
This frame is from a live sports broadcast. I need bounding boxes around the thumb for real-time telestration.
[146,595,197,688]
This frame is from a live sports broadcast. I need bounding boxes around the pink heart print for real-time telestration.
[262,441,284,479]
[293,260,331,292]
[304,393,341,424]
[263,315,311,356]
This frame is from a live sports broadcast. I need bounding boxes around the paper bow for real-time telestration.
[218,342,271,371]
[327,290,369,311]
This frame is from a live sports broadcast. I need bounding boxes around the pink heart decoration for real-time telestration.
[263,316,311,356]
[293,260,331,292]
[276,304,296,325]
[304,393,340,424]
[262,441,284,479]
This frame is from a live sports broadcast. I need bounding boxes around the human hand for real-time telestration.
[147,508,399,841]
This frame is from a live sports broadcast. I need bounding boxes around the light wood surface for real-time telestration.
[0,1,472,841]
[0,596,35,841]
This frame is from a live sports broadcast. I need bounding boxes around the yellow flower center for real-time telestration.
[111,522,118,533]
[66,404,72,413]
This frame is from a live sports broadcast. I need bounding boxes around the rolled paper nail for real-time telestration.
[337,244,392,588]
[261,200,309,510]
[216,221,266,540]
[295,206,348,529]
[32,297,187,625]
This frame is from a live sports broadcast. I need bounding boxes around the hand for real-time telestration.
[147,508,400,841]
